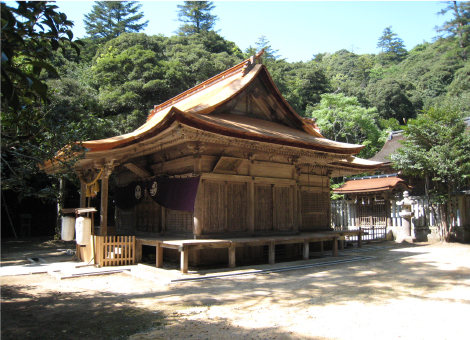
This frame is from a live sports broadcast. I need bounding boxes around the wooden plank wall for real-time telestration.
[227,182,247,231]
[273,186,293,231]
[300,191,329,231]
[255,184,273,231]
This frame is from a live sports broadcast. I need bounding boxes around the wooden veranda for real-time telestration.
[136,230,363,273]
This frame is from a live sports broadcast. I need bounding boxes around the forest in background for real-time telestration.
[2,1,469,237]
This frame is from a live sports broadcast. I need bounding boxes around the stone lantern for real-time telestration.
[397,191,416,242]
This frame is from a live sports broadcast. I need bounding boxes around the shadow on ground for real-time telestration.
[2,240,469,339]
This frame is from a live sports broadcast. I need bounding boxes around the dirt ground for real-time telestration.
[1,238,470,340]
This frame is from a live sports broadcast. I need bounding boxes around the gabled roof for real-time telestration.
[333,175,411,194]
[80,54,361,154]
[42,53,382,173]
[369,131,404,164]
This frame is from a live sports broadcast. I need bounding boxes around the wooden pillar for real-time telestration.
[156,243,163,268]
[135,240,143,262]
[332,237,338,257]
[358,231,363,248]
[80,180,87,208]
[268,241,275,265]
[303,241,309,260]
[100,174,109,236]
[228,244,236,268]
[293,184,298,232]
[193,179,204,237]
[180,247,189,274]
[247,180,255,233]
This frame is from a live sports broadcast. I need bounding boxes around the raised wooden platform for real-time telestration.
[136,230,363,273]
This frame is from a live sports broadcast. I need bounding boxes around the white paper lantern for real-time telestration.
[61,216,75,241]
[75,216,92,245]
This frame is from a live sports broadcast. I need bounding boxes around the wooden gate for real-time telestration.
[356,196,387,241]
[96,235,135,266]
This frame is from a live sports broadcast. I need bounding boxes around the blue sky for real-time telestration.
[31,1,456,62]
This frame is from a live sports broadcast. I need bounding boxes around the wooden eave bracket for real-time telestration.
[123,163,152,178]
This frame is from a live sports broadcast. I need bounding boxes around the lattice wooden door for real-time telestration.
[356,196,387,240]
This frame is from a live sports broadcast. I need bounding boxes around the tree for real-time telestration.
[377,26,408,64]
[278,61,332,115]
[391,106,470,241]
[435,1,470,61]
[245,35,282,64]
[83,1,148,41]
[366,78,416,123]
[1,1,83,166]
[89,32,242,128]
[175,1,218,35]
[307,93,385,158]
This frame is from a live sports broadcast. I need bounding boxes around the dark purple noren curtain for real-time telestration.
[147,176,200,212]
[114,180,144,210]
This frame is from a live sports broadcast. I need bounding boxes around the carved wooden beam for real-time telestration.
[123,163,152,178]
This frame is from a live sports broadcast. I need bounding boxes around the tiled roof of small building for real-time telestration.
[333,176,410,194]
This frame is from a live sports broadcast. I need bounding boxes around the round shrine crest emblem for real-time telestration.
[149,181,158,196]
[135,185,142,199]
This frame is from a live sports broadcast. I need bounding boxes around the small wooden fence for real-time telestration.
[95,235,135,266]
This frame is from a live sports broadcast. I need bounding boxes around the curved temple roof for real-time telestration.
[42,53,382,173]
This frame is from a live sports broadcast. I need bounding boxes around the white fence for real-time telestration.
[331,195,470,242]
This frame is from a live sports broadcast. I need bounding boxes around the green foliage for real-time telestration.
[272,61,332,115]
[1,1,82,115]
[88,32,242,129]
[307,93,386,158]
[435,1,470,61]
[83,1,148,42]
[366,78,416,123]
[391,106,470,199]
[1,1,87,200]
[175,1,218,35]
[377,26,408,64]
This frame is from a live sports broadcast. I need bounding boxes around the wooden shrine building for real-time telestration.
[43,52,382,271]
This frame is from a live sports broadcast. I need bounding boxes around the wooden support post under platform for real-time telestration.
[228,244,236,268]
[180,246,189,274]
[303,241,309,260]
[332,238,338,257]
[268,241,275,265]
[136,231,359,273]
[156,243,163,268]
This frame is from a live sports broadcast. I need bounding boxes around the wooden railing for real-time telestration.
[95,236,135,266]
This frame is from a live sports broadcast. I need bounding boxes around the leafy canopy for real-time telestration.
[307,93,385,158]
[1,1,86,199]
[391,106,470,199]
